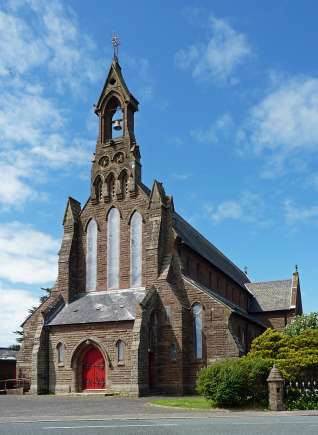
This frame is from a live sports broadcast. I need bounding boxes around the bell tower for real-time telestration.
[91,38,141,203]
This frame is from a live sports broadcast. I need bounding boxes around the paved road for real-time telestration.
[1,395,318,435]
[1,416,318,435]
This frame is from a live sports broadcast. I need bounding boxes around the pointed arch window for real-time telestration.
[86,219,97,292]
[57,342,64,364]
[94,176,103,203]
[119,170,129,199]
[107,208,120,289]
[130,211,142,287]
[116,340,125,364]
[103,95,123,141]
[193,303,203,360]
[105,174,116,201]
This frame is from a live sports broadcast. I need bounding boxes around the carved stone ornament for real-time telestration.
[99,156,110,168]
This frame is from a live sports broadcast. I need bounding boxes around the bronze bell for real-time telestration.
[113,119,122,131]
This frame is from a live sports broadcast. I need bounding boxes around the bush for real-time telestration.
[197,357,271,408]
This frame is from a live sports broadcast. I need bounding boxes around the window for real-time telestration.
[86,219,97,292]
[107,208,120,289]
[130,211,142,287]
[193,303,203,360]
[164,305,172,324]
[119,170,129,198]
[116,340,125,364]
[170,342,177,361]
[94,176,103,202]
[57,343,64,364]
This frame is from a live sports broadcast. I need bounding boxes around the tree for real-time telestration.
[13,287,52,345]
[9,344,20,351]
[285,312,318,337]
[247,328,318,379]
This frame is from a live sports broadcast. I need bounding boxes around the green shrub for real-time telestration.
[247,328,318,380]
[197,357,271,408]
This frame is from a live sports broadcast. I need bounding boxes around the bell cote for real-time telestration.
[90,58,142,204]
[94,59,139,145]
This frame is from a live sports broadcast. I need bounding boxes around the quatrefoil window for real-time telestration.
[99,156,110,168]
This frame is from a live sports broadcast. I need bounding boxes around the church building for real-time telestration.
[17,54,302,395]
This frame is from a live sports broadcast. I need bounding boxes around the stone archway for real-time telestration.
[70,340,107,392]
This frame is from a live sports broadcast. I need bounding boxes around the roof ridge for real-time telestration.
[247,279,291,285]
[174,212,250,284]
[183,274,266,328]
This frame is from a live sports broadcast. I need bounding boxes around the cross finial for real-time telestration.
[112,34,120,60]
[295,264,298,272]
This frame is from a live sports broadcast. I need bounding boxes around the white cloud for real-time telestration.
[0,10,48,76]
[0,222,59,284]
[207,200,242,223]
[0,164,37,206]
[2,0,102,93]
[0,285,39,346]
[191,113,233,144]
[238,76,318,177]
[284,199,318,225]
[0,0,100,208]
[205,191,267,225]
[0,89,64,147]
[0,86,90,207]
[171,173,192,181]
[175,15,252,83]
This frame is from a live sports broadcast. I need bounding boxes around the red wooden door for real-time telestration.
[82,347,105,390]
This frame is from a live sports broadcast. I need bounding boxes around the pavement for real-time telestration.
[1,395,318,434]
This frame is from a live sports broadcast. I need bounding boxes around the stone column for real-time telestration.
[267,365,285,411]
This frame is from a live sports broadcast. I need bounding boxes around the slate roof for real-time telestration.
[246,280,293,312]
[47,288,146,326]
[0,348,18,361]
[183,275,266,328]
[174,213,250,288]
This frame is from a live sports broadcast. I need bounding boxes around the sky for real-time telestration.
[0,0,317,346]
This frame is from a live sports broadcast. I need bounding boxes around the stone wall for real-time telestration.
[48,321,136,393]
[180,244,249,311]
[252,310,295,331]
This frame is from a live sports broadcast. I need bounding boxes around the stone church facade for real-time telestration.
[17,58,302,395]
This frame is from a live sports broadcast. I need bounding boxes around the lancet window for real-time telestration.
[57,342,64,364]
[86,219,97,292]
[107,208,120,289]
[130,211,142,287]
[193,303,203,359]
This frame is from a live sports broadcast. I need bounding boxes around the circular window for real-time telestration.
[110,77,116,85]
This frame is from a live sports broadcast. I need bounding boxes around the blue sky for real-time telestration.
[0,0,317,345]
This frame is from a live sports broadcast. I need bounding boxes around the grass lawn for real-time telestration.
[151,396,213,410]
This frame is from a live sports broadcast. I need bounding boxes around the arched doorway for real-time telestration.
[82,346,106,390]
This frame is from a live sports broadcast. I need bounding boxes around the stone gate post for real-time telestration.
[267,365,285,411]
